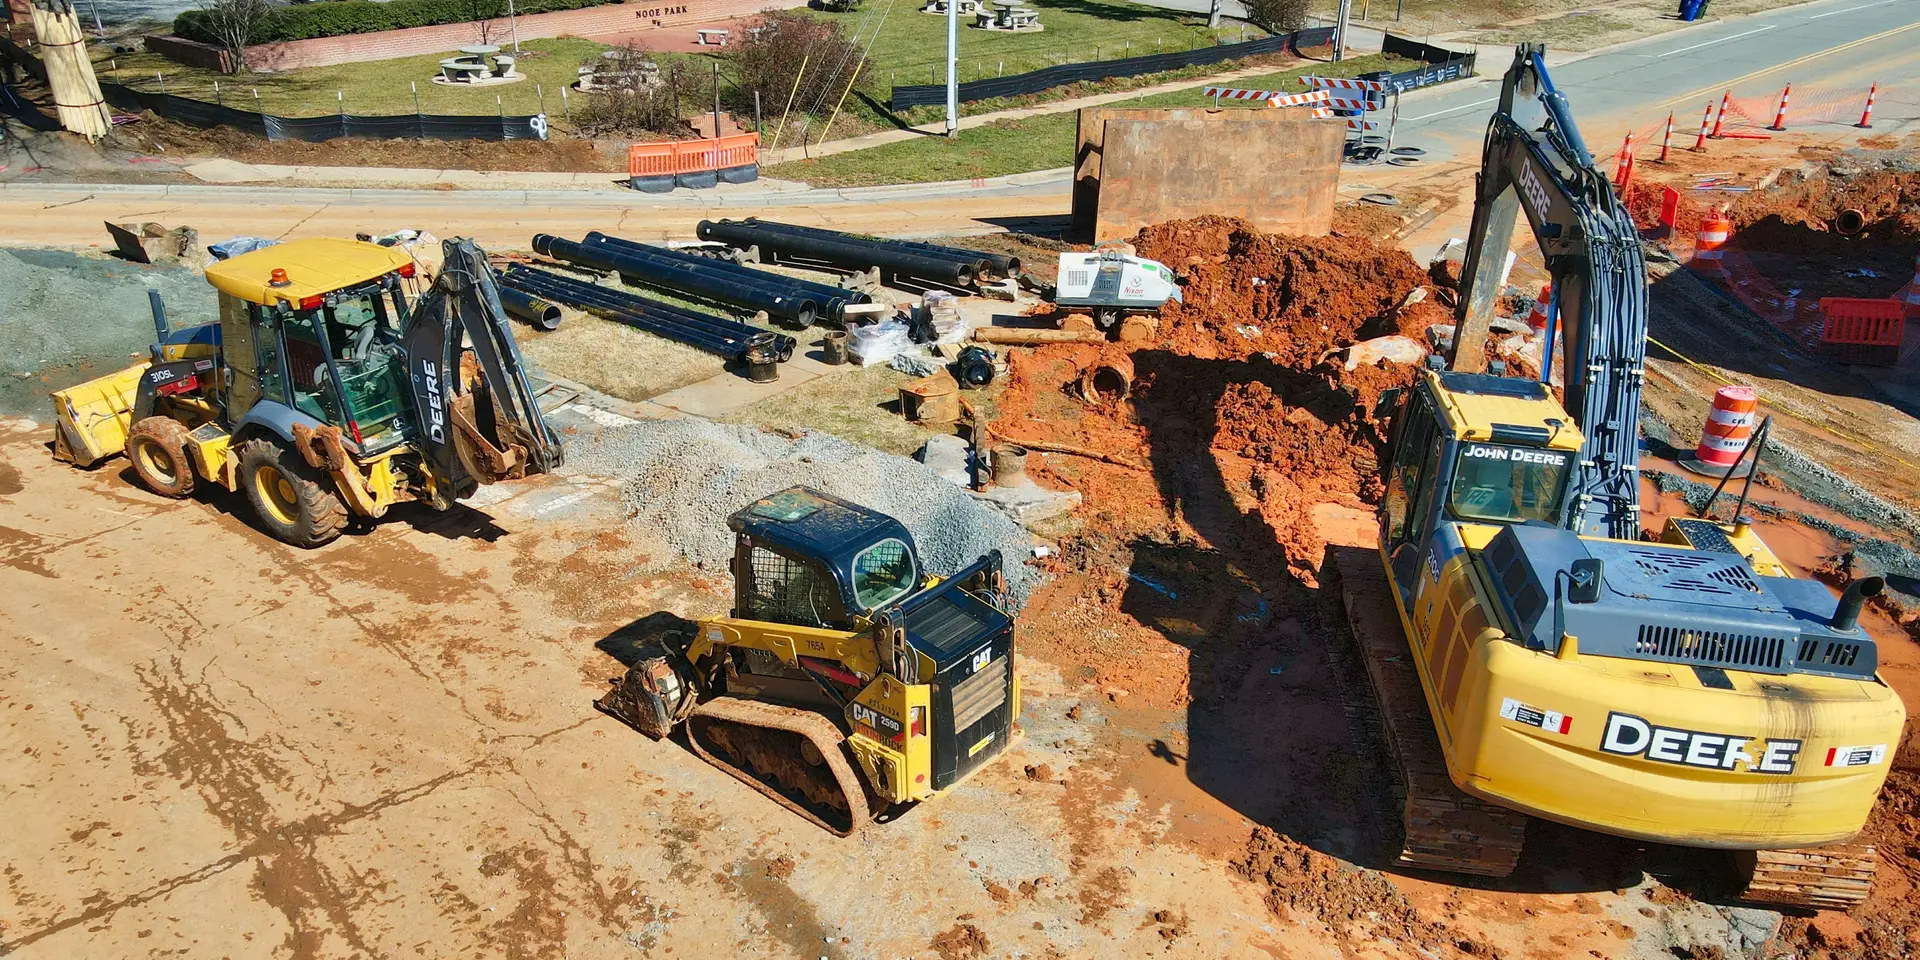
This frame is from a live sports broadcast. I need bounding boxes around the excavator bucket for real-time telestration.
[50,362,149,467]
[401,238,564,495]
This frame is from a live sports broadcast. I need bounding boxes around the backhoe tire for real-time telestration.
[237,438,347,548]
[126,417,198,499]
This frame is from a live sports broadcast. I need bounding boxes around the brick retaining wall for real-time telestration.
[150,0,796,73]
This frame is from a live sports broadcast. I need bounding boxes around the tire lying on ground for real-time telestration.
[237,438,347,548]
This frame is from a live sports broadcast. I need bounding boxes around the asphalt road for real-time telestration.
[1385,0,1920,162]
[0,0,1915,247]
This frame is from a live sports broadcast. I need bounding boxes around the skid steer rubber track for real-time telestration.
[1736,843,1877,911]
[1334,547,1528,877]
[686,697,874,838]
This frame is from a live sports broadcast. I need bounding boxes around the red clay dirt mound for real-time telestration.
[992,219,1431,708]
[1130,215,1433,367]
[1235,826,1502,958]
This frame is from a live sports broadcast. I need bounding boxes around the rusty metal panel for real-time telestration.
[1075,108,1341,243]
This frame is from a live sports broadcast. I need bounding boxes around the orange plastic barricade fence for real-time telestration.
[622,133,756,191]
[628,134,761,191]
[1817,297,1906,366]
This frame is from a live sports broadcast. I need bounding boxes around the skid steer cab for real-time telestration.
[50,237,563,548]
[595,487,1021,836]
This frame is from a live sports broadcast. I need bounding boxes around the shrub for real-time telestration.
[1240,0,1310,34]
[571,51,702,137]
[174,0,623,45]
[726,11,871,121]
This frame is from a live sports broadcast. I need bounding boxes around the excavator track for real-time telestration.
[1333,547,1528,877]
[685,697,874,838]
[1736,843,1878,911]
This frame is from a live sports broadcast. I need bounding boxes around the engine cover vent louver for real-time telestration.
[1636,625,1785,671]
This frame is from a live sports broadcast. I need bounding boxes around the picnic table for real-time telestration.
[437,45,517,83]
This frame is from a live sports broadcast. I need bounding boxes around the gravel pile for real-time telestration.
[0,248,217,416]
[569,418,1041,607]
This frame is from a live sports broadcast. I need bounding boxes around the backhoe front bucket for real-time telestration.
[50,363,149,467]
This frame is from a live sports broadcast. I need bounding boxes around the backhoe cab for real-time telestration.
[596,488,1020,836]
[51,236,562,547]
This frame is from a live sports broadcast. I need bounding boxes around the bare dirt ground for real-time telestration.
[4,179,1920,960]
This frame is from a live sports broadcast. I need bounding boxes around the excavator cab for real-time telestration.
[1376,371,1583,600]
[51,236,562,548]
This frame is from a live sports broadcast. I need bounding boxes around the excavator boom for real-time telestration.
[1448,44,1648,540]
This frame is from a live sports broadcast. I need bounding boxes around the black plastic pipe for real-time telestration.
[505,267,796,363]
[533,234,819,328]
[737,219,993,280]
[587,232,870,311]
[499,286,564,331]
[727,218,1015,278]
[502,267,782,361]
[504,266,795,361]
[581,232,859,326]
[694,219,975,287]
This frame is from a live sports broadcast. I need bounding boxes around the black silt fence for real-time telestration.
[3,38,546,143]
[97,82,550,142]
[889,26,1337,111]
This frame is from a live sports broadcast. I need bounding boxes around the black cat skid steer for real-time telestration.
[596,488,1021,836]
[51,237,563,547]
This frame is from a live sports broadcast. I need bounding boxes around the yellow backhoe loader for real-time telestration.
[51,236,562,547]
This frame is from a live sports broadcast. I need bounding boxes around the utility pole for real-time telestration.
[944,0,958,137]
[711,61,723,141]
[1333,0,1352,62]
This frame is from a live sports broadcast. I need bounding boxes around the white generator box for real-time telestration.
[1054,251,1181,313]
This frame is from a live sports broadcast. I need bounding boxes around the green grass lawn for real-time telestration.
[814,0,1247,92]
[765,52,1408,188]
[94,37,676,119]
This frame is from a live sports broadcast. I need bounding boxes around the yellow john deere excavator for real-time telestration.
[595,487,1020,835]
[51,236,562,546]
[1339,45,1906,909]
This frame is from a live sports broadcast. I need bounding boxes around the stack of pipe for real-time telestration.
[501,265,794,363]
[582,232,871,326]
[696,219,1018,286]
[533,233,861,329]
[28,0,111,140]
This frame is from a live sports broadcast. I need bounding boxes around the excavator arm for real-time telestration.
[1448,44,1648,540]
[401,238,565,500]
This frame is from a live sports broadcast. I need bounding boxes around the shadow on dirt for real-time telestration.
[1113,347,1762,900]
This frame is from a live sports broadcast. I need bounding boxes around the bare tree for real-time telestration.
[195,0,281,75]
[1240,0,1310,33]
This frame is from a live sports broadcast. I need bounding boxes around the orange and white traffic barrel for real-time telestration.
[1692,211,1732,275]
[1682,385,1759,477]
[1527,284,1552,335]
